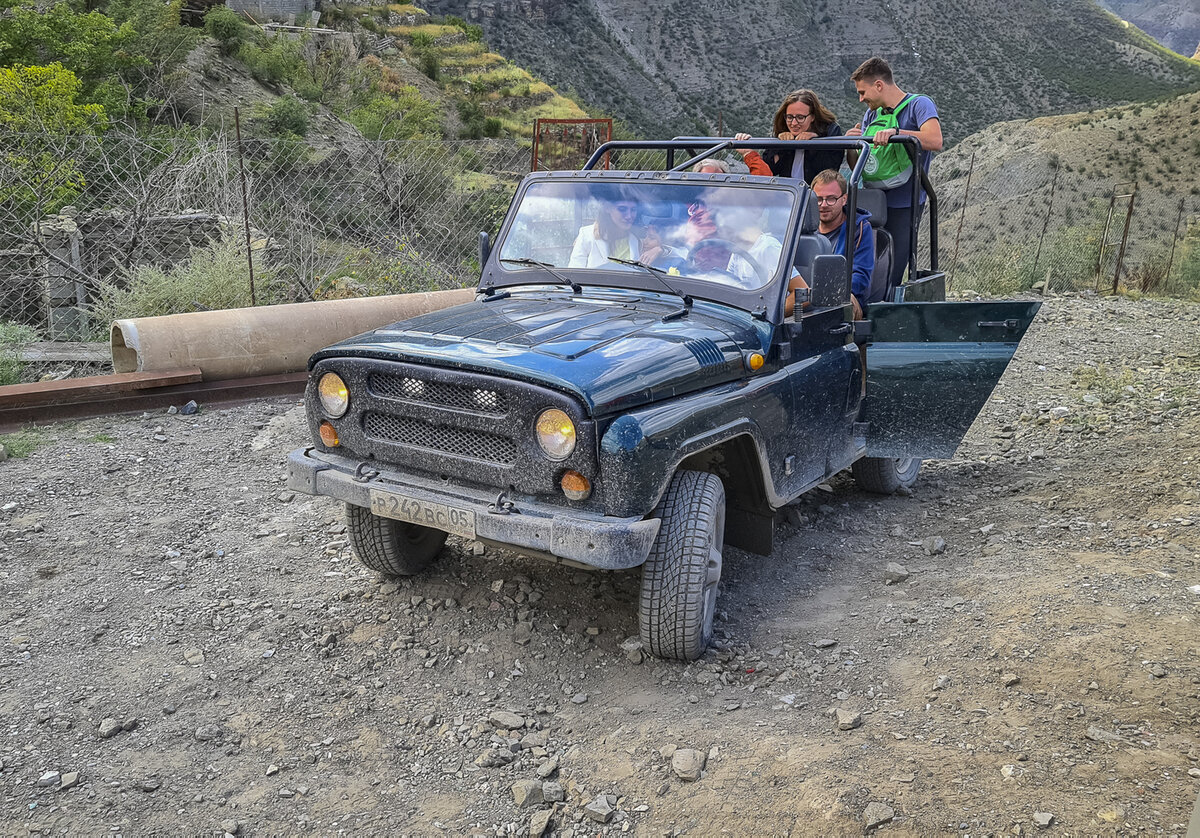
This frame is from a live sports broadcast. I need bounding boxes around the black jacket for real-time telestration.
[762,122,844,184]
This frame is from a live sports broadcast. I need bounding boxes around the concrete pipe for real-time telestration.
[111,289,474,380]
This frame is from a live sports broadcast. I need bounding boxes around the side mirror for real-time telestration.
[809,254,849,308]
[478,231,491,271]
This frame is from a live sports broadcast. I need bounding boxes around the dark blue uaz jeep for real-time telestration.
[288,138,1039,661]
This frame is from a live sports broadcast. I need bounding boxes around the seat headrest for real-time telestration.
[854,188,887,228]
[800,194,820,234]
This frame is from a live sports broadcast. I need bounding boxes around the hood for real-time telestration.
[311,289,771,415]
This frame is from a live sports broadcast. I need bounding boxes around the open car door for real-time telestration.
[861,300,1041,458]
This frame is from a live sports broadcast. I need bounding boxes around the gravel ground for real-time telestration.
[2,294,1199,837]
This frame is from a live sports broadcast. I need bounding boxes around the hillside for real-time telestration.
[1093,0,1200,57]
[420,0,1200,142]
[927,90,1200,294]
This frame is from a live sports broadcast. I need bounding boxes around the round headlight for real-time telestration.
[318,373,349,418]
[535,408,576,460]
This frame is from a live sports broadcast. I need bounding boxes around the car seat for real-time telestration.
[793,191,832,280]
[855,188,894,303]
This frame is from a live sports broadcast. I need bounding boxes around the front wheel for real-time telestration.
[639,470,726,661]
[345,503,447,576]
[851,456,922,495]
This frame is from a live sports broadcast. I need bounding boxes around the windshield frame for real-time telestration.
[480,170,806,319]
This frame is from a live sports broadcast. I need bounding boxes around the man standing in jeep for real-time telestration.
[846,57,942,289]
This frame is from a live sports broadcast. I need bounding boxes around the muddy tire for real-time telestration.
[639,470,726,662]
[852,456,922,495]
[345,503,447,576]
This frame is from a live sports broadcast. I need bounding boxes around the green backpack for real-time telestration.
[861,94,917,189]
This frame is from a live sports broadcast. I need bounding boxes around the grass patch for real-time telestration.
[1,430,44,457]
[0,322,39,386]
[1072,363,1136,403]
[90,433,116,443]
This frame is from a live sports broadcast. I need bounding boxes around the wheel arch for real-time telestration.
[678,433,774,556]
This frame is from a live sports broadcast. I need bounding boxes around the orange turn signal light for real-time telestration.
[746,352,765,371]
[319,421,340,447]
[560,470,591,501]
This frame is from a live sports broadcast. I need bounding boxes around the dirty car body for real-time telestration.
[288,137,1040,660]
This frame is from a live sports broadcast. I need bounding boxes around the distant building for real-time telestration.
[228,0,319,23]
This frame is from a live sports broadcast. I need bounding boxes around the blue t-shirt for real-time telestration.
[861,94,939,209]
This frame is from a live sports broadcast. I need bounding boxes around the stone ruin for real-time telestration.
[0,209,244,339]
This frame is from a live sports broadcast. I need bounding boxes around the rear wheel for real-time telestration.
[639,470,726,661]
[345,503,447,576]
[852,456,922,495]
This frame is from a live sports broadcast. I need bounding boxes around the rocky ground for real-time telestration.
[1,294,1199,837]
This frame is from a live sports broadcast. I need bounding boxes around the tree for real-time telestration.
[0,64,106,215]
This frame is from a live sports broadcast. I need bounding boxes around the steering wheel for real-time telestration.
[684,237,767,284]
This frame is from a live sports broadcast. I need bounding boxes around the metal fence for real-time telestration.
[2,130,1198,382]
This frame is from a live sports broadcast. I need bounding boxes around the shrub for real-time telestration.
[418,49,440,81]
[266,95,309,136]
[90,236,278,328]
[0,321,38,385]
[204,7,246,55]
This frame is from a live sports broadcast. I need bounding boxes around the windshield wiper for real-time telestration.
[607,257,693,321]
[499,257,583,295]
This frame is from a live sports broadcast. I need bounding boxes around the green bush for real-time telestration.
[266,95,309,136]
[0,322,38,386]
[418,49,440,81]
[90,237,279,328]
[409,32,434,48]
[204,7,246,55]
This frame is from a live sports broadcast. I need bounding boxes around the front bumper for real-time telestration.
[287,447,660,570]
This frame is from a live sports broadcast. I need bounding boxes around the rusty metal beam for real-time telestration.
[0,371,307,432]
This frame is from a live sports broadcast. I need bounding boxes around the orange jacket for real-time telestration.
[742,151,773,177]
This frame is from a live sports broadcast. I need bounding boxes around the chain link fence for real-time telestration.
[2,129,1198,383]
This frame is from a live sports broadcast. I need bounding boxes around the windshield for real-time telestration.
[496,180,796,291]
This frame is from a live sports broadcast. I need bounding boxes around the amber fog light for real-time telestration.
[560,470,591,501]
[746,352,765,371]
[535,408,576,460]
[318,421,340,447]
[318,373,349,418]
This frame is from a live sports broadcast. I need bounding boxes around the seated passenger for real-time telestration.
[569,187,641,267]
[811,169,873,318]
[686,205,782,288]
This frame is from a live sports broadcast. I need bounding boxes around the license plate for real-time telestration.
[369,490,476,539]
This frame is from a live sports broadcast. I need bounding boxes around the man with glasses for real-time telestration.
[812,169,873,319]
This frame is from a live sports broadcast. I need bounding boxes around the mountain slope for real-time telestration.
[1093,0,1200,57]
[421,0,1200,142]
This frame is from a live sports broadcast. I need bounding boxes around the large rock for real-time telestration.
[511,779,543,808]
[583,794,614,823]
[489,710,525,730]
[835,708,863,731]
[671,748,706,781]
[884,562,909,583]
[530,809,553,837]
[863,802,895,830]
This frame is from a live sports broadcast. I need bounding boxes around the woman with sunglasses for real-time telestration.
[761,89,843,184]
[568,187,642,268]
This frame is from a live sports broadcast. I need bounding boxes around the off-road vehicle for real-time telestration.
[288,137,1039,660]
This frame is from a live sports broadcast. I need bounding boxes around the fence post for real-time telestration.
[1164,197,1186,292]
[1032,164,1059,276]
[1112,181,1137,295]
[948,152,975,284]
[234,107,257,306]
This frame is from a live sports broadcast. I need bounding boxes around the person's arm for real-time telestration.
[568,225,591,267]
[733,132,774,176]
[845,113,867,166]
[784,271,809,318]
[851,220,874,304]
[870,98,943,151]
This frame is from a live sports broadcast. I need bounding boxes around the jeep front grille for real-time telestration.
[369,373,508,415]
[363,412,517,465]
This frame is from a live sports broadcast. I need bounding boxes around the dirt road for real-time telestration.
[2,294,1198,836]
